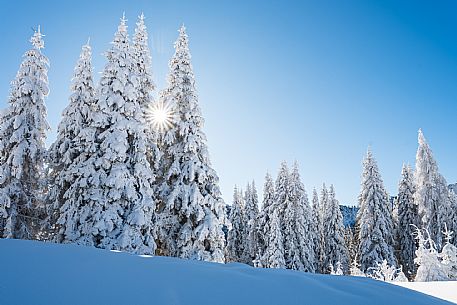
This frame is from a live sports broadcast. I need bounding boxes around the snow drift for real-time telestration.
[0,239,454,305]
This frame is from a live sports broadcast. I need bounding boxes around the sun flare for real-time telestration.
[146,100,175,132]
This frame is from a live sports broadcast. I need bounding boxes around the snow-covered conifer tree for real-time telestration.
[226,186,248,263]
[156,26,226,262]
[0,27,49,239]
[244,181,259,261]
[395,164,418,278]
[79,15,157,254]
[48,41,99,243]
[319,184,329,221]
[244,182,259,223]
[356,149,396,272]
[131,13,160,171]
[253,172,275,267]
[265,209,285,269]
[414,129,451,249]
[323,185,349,273]
[282,161,315,272]
[274,161,290,224]
[132,13,155,106]
[311,188,325,273]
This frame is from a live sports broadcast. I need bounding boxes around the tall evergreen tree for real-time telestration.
[414,129,450,248]
[311,188,325,273]
[0,27,49,239]
[395,164,418,278]
[265,209,285,269]
[132,13,160,172]
[80,15,156,254]
[48,41,98,243]
[156,26,226,262]
[244,182,259,224]
[323,185,349,273]
[283,162,315,272]
[356,149,396,272]
[254,172,275,266]
[274,161,290,223]
[319,184,329,270]
[132,13,155,106]
[226,186,248,263]
[244,181,259,261]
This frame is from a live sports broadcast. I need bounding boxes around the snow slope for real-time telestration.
[0,239,454,305]
[393,282,457,304]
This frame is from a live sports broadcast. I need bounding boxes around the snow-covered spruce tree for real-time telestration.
[356,149,396,273]
[253,172,275,267]
[132,13,155,107]
[83,15,157,254]
[311,188,325,273]
[244,182,259,224]
[131,13,160,172]
[0,27,50,239]
[319,184,329,221]
[226,186,248,263]
[265,209,286,269]
[47,41,99,243]
[283,162,315,272]
[244,181,259,262]
[395,164,418,279]
[318,184,329,270]
[255,161,290,266]
[156,26,226,262]
[323,185,349,273]
[414,129,451,249]
[274,161,290,226]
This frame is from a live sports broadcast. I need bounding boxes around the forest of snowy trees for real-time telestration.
[0,14,456,283]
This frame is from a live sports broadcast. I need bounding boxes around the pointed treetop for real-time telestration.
[180,24,186,34]
[30,25,45,50]
[86,37,91,46]
[135,13,146,32]
[118,13,128,33]
[176,24,188,45]
[401,163,412,175]
[292,160,300,172]
[418,128,426,146]
[233,185,239,197]
[366,145,373,159]
[329,184,335,195]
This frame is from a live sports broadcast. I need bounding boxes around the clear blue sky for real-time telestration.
[1,0,456,205]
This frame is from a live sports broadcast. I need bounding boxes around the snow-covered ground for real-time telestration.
[0,239,454,305]
[393,281,457,304]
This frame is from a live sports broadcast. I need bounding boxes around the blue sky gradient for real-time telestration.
[1,0,456,205]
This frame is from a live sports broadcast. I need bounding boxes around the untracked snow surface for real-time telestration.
[393,282,457,304]
[0,239,454,305]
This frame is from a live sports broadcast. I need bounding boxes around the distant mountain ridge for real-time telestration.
[340,205,358,228]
